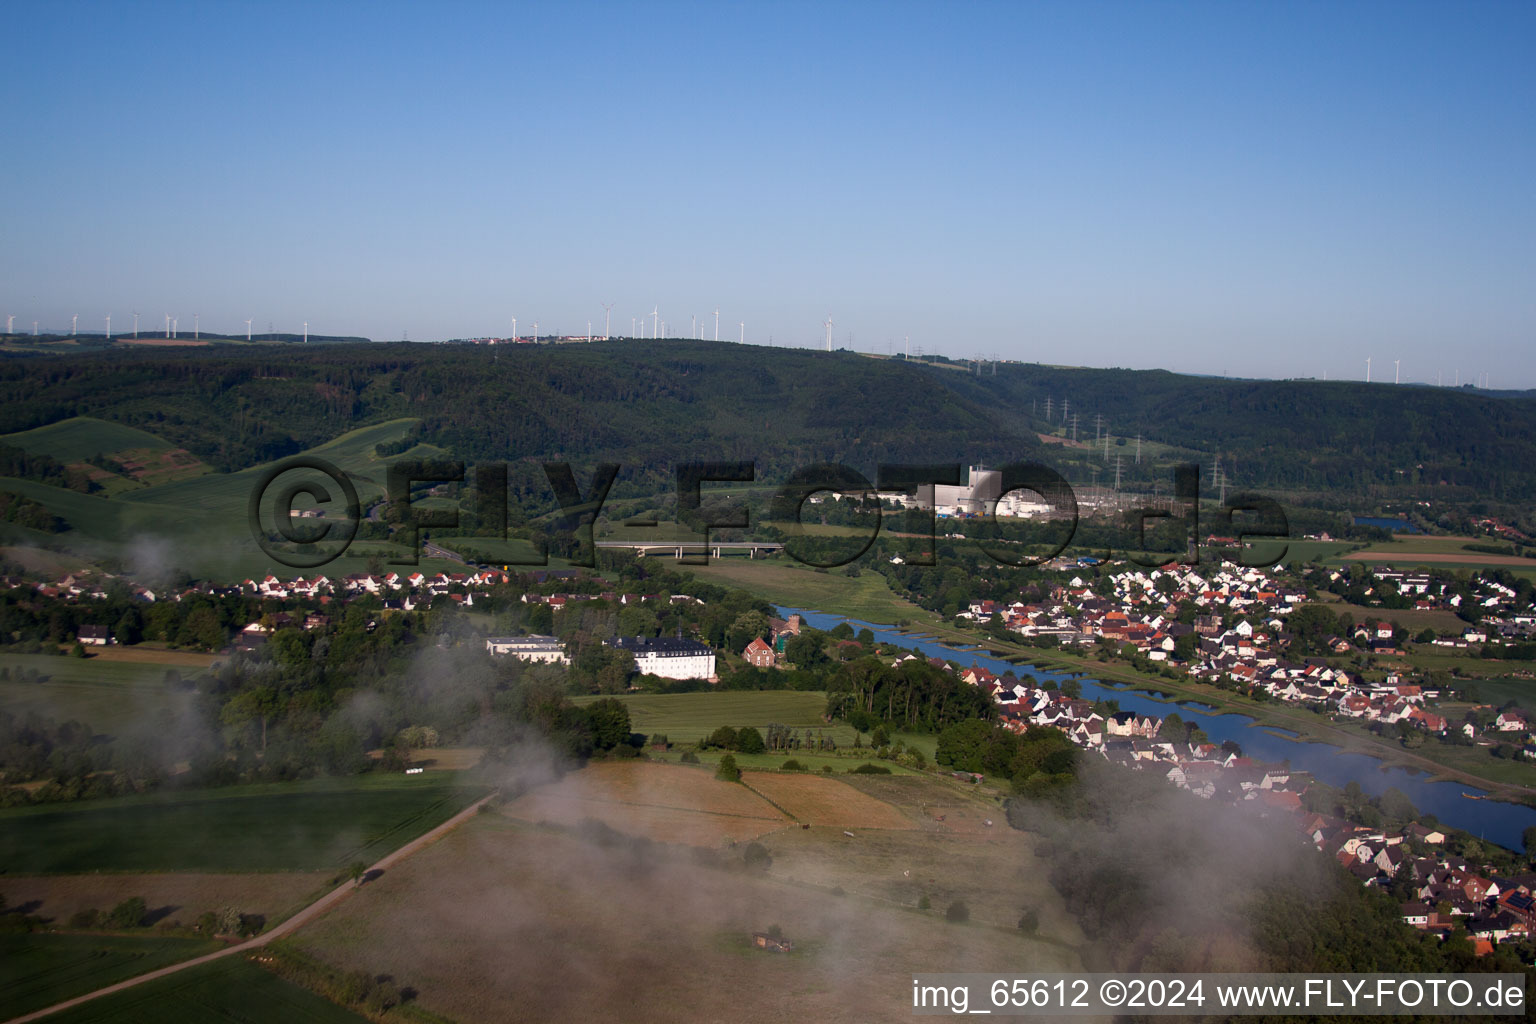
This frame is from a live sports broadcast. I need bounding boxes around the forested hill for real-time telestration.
[0,342,1031,490]
[946,363,1536,503]
[2,340,1535,502]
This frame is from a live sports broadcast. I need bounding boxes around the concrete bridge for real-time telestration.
[594,540,783,559]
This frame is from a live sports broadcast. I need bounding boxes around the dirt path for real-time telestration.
[3,791,498,1024]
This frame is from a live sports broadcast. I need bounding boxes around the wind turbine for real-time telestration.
[303,321,308,343]
[1394,359,1400,385]
[651,306,659,339]
[713,308,720,342]
[164,314,171,338]
[4,315,12,334]
[691,313,697,339]
[586,320,592,343]
[132,311,139,338]
[600,302,613,340]
[194,313,199,340]
[71,313,78,336]
[1366,356,1371,383]
[824,315,833,352]
[511,317,517,342]
[244,318,253,341]
[104,314,110,340]
[738,321,744,344]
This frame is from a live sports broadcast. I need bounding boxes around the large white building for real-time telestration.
[916,465,1002,516]
[486,635,570,665]
[606,636,717,681]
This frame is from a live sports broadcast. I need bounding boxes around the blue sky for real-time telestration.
[4,1,1533,384]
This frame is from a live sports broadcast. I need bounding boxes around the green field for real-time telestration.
[0,652,201,733]
[121,418,447,520]
[0,774,484,874]
[0,418,475,581]
[571,690,840,743]
[33,955,369,1024]
[568,690,936,766]
[684,558,928,626]
[0,933,219,1021]
[1,416,183,464]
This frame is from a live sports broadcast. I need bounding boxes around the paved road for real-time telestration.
[4,790,499,1024]
[422,540,466,564]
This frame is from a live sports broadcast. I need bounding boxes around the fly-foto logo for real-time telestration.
[247,458,1288,570]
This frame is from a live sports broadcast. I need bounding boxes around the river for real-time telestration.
[778,606,1536,851]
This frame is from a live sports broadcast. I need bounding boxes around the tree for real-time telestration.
[106,896,146,929]
[743,841,772,871]
[584,697,632,751]
[365,979,401,1013]
[945,900,970,923]
[735,726,766,754]
[1523,825,1536,858]
[349,860,368,886]
[727,610,772,652]
[1017,908,1039,933]
[716,753,741,782]
[918,894,931,910]
[216,906,244,935]
[703,725,738,750]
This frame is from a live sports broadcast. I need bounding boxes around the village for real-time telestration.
[12,554,1536,957]
[934,559,1536,957]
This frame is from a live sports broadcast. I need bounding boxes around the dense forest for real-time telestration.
[4,340,1536,504]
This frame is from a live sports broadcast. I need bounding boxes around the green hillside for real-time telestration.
[3,341,1533,506]
[1,416,179,463]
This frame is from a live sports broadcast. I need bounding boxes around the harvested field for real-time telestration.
[501,761,789,846]
[0,872,332,929]
[83,646,220,668]
[502,797,784,845]
[289,813,1082,1024]
[741,771,914,830]
[841,772,1006,835]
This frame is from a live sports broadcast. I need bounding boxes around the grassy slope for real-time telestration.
[1,417,180,463]
[0,774,483,874]
[0,419,470,580]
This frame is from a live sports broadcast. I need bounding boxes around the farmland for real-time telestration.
[0,650,207,734]
[503,761,789,846]
[27,955,369,1024]
[570,690,839,743]
[739,770,913,829]
[0,872,332,937]
[0,933,218,1021]
[0,418,470,581]
[1336,535,1536,572]
[0,773,483,874]
[287,765,1081,1024]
